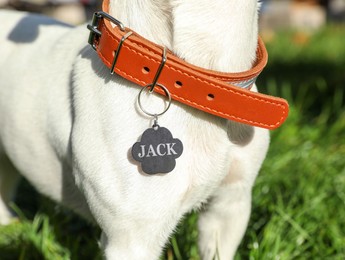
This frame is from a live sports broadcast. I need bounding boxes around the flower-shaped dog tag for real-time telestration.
[132,125,183,174]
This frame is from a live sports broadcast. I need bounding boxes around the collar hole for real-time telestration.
[142,67,150,74]
[175,81,183,88]
[207,94,215,101]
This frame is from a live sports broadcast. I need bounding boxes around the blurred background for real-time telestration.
[0,0,99,24]
[0,0,344,259]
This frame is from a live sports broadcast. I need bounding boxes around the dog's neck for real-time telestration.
[109,0,259,73]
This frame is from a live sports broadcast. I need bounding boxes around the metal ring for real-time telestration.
[138,83,171,117]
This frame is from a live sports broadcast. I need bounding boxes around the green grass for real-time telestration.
[1,25,345,259]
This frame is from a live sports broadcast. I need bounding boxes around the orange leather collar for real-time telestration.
[87,0,289,129]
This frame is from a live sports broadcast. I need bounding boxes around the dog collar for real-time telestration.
[87,0,289,129]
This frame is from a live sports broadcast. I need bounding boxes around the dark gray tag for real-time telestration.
[131,126,183,174]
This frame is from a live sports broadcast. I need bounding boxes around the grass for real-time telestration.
[1,25,345,259]
[240,107,345,260]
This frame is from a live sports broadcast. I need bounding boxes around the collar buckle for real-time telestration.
[87,11,125,50]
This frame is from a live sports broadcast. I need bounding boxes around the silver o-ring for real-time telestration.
[137,83,172,117]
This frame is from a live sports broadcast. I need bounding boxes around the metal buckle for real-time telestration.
[87,11,125,50]
[87,11,167,88]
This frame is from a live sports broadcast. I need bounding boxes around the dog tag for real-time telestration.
[132,125,183,174]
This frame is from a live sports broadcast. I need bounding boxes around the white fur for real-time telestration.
[0,1,269,259]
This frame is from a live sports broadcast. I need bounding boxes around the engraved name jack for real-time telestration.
[137,142,178,158]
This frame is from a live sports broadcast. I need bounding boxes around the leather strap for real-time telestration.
[88,0,289,129]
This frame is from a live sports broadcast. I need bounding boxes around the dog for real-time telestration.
[0,0,271,259]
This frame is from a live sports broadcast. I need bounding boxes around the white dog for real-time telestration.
[0,0,280,259]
